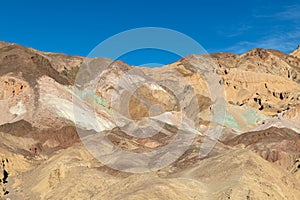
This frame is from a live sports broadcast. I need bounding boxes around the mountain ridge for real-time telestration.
[0,40,299,199]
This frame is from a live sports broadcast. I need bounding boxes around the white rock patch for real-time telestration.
[41,94,115,132]
[9,101,26,116]
[148,83,166,92]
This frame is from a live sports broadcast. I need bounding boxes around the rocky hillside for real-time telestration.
[0,41,299,199]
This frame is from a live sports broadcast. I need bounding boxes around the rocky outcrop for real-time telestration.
[0,159,9,196]
[225,127,300,169]
[213,48,300,115]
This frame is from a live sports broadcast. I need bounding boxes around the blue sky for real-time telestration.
[0,0,299,66]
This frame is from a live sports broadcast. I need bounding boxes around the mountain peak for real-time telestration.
[0,41,11,48]
[290,44,300,59]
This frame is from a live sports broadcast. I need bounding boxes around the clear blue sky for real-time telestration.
[0,0,299,66]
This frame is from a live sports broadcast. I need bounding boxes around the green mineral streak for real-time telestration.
[222,107,269,131]
[94,95,110,108]
[79,91,109,108]
[242,109,269,124]
[65,86,109,108]
[223,113,240,130]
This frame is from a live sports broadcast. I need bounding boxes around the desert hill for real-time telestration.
[0,41,299,199]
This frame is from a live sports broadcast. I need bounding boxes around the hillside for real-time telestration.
[0,41,299,199]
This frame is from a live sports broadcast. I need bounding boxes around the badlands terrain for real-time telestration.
[0,41,299,199]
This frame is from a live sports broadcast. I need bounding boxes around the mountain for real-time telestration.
[0,41,299,199]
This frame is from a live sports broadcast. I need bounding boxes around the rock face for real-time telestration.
[0,41,299,199]
[283,105,300,122]
[225,127,300,169]
[212,48,300,115]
